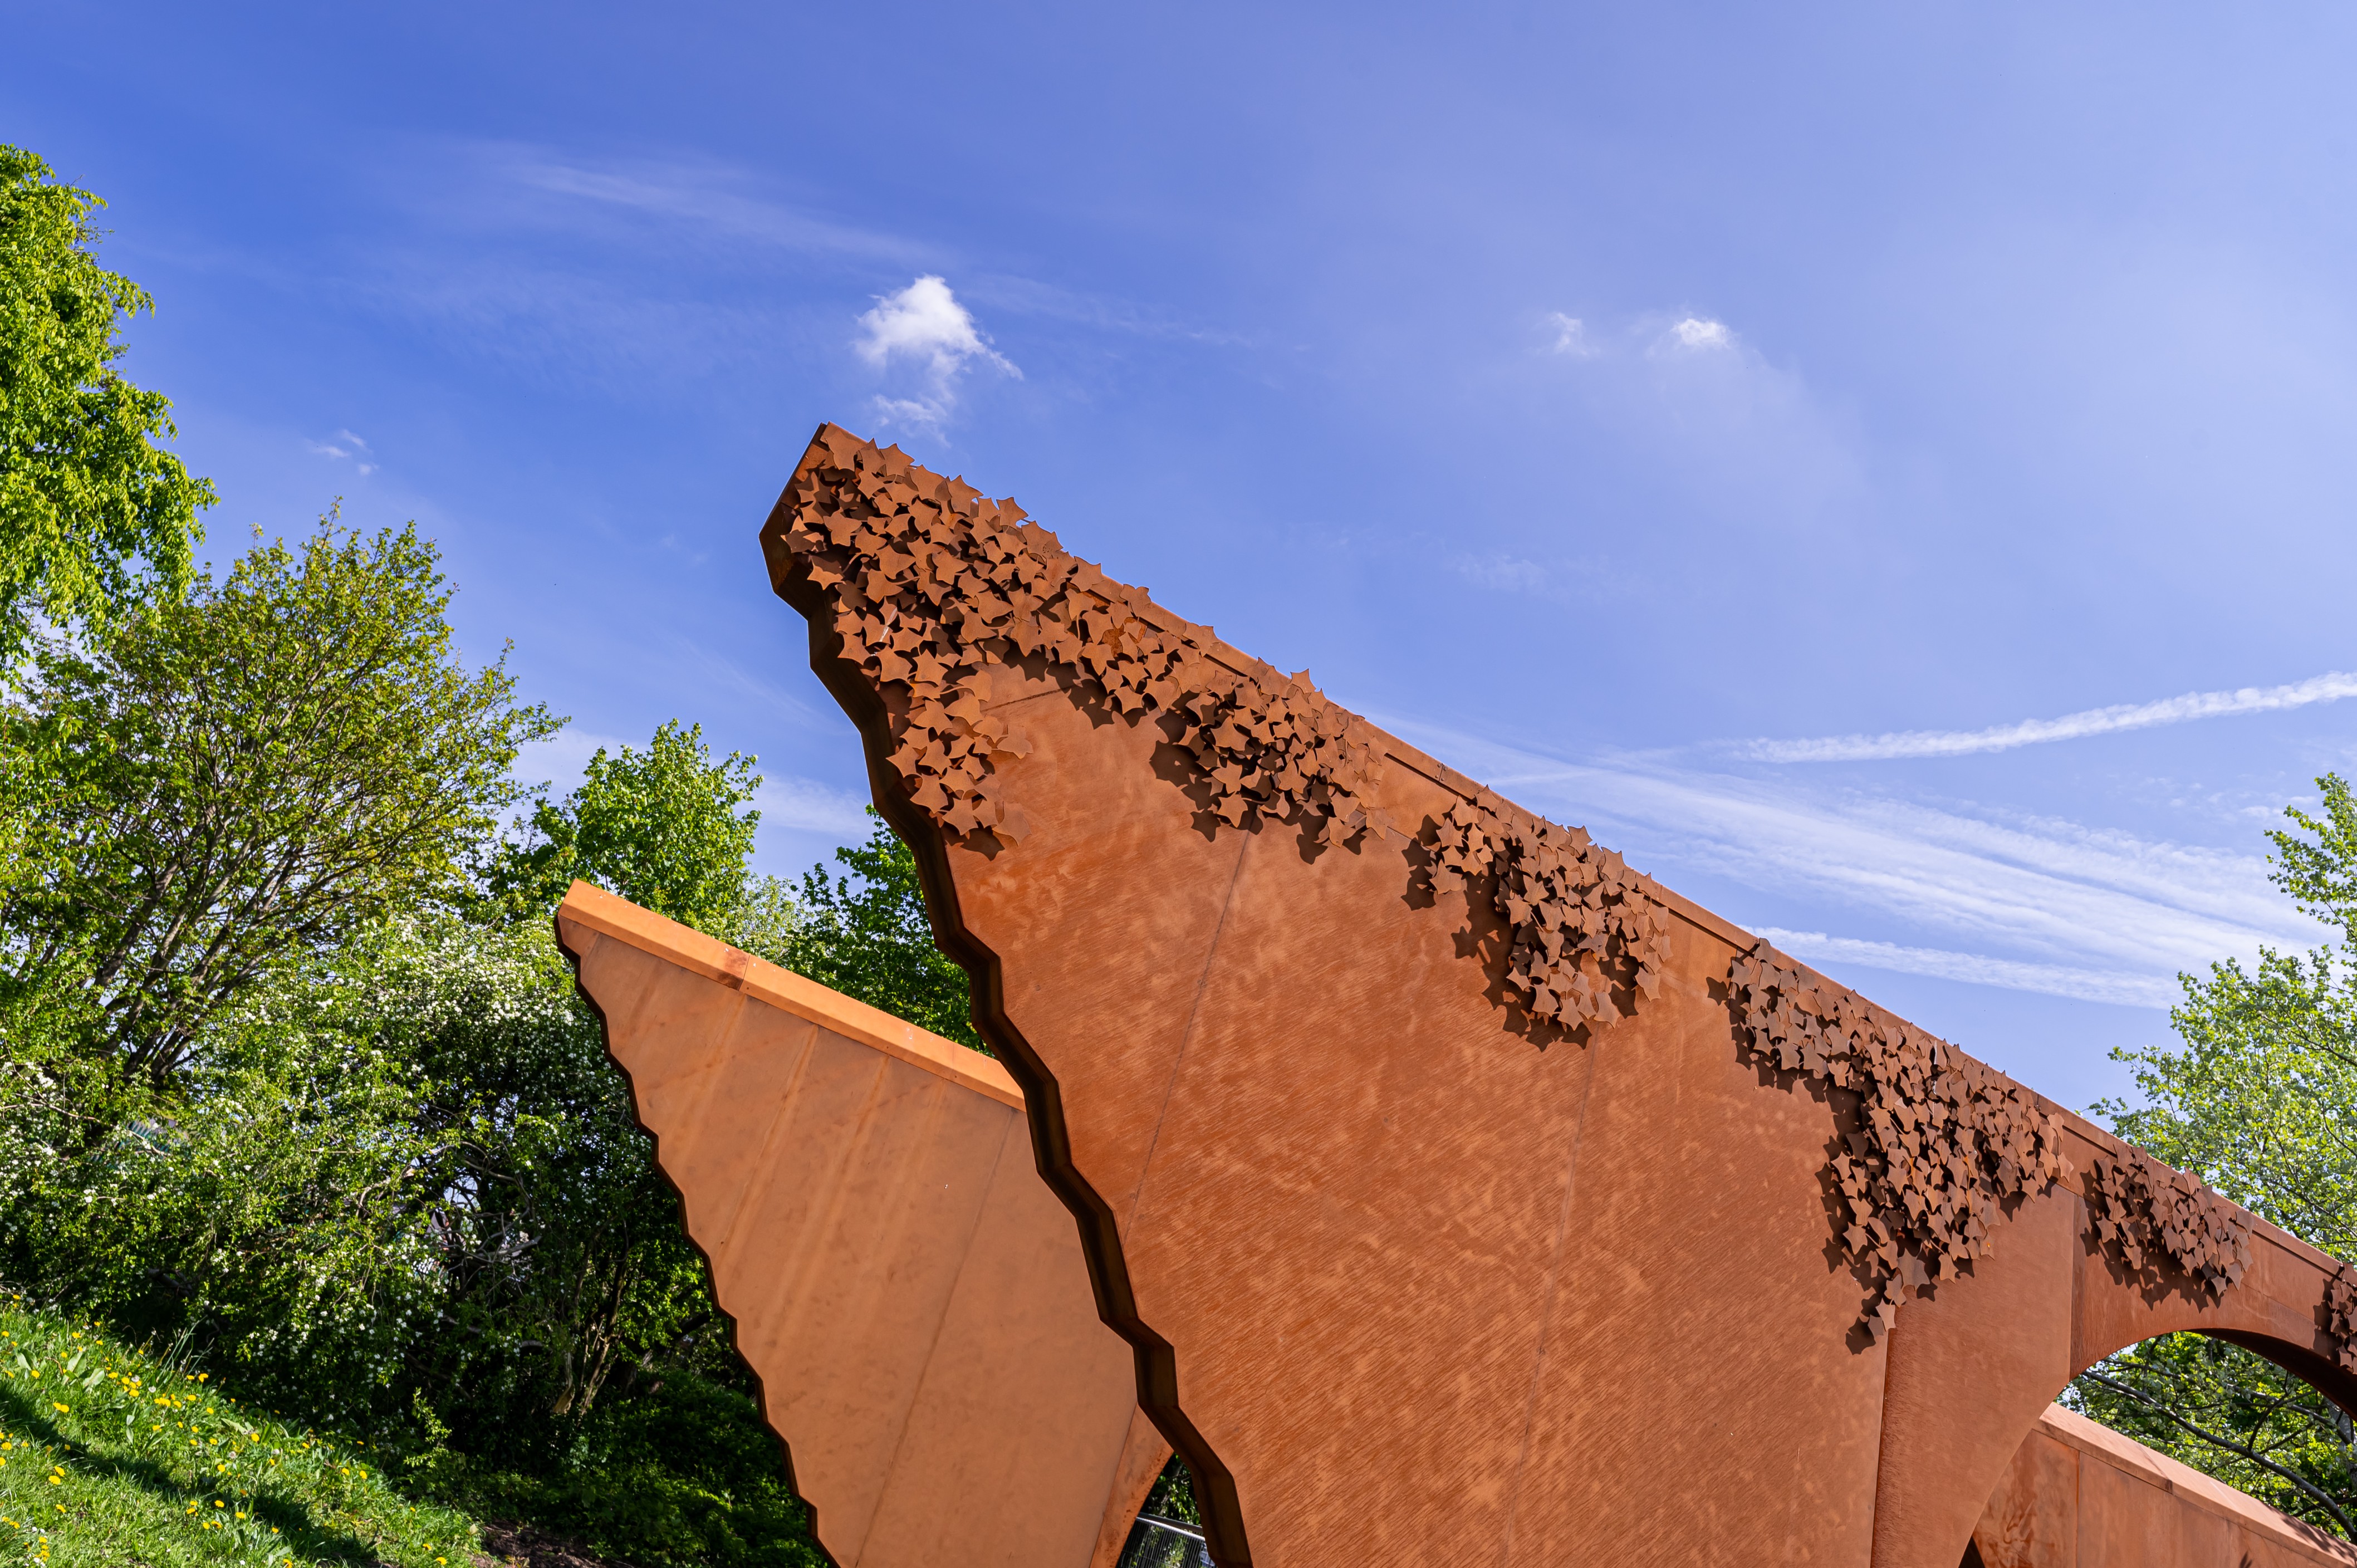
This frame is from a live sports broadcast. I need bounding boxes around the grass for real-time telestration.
[0,1294,477,1568]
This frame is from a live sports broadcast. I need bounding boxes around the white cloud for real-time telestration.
[1665,316,1733,351]
[1545,312,1595,356]
[1537,311,1731,356]
[307,429,376,476]
[855,275,1018,435]
[1743,669,2357,762]
[854,276,1008,373]
[1527,308,1865,533]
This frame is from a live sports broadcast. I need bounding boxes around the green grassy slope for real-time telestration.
[0,1295,477,1568]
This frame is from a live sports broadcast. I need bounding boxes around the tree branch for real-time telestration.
[2080,1368,2357,1538]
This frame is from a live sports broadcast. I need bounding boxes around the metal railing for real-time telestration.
[1117,1509,1212,1568]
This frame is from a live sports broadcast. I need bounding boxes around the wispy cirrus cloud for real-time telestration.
[1449,553,1555,594]
[492,146,927,265]
[306,429,376,476]
[659,638,822,727]
[1379,716,2321,1010]
[333,144,1237,401]
[961,273,1249,347]
[753,776,873,836]
[1531,306,1866,530]
[512,728,629,794]
[1742,669,2357,762]
[1544,311,1596,356]
[1751,929,2181,1008]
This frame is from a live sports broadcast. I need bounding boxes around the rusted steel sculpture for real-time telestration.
[558,883,2343,1568]
[555,883,1169,1568]
[754,422,2357,1566]
[1972,1405,2357,1566]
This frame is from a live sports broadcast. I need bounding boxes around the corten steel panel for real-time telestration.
[1971,1405,2357,1567]
[761,424,2357,1566]
[556,884,1167,1568]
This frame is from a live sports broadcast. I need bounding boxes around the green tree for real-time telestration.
[1117,1458,1208,1568]
[489,719,763,932]
[0,911,825,1567]
[787,810,979,1049]
[0,919,447,1409]
[0,145,213,653]
[2073,774,2357,1535]
[0,517,557,1084]
[2095,775,2357,1249]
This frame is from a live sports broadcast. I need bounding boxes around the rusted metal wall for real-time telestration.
[757,423,2357,1566]
[560,883,2356,1568]
[557,885,1166,1568]
[1973,1405,2357,1567]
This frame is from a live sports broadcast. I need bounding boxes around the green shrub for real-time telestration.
[0,914,826,1566]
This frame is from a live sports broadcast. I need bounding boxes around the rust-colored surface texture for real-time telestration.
[555,882,1163,1568]
[1972,1405,2357,1567]
[757,423,2357,1566]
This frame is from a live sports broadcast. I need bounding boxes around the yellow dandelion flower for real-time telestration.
[48,1404,64,1414]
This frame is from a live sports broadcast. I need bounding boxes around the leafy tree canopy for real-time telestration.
[487,719,762,933]
[786,810,979,1050]
[0,146,213,653]
[2096,773,2357,1253]
[2075,774,2357,1535]
[2,516,557,1084]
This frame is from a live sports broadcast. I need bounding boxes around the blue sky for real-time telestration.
[9,1,2355,1109]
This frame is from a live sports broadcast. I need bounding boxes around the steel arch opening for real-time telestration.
[1964,1331,2357,1566]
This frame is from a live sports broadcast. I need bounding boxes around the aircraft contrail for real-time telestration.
[1742,669,2357,762]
